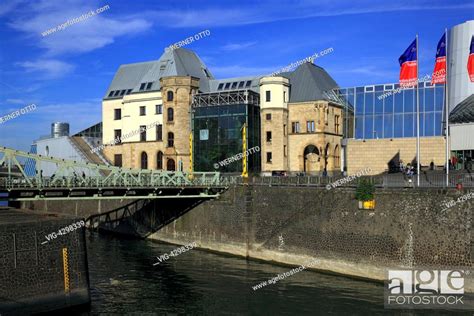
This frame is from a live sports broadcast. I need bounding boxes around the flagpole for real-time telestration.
[445,28,450,187]
[416,34,420,187]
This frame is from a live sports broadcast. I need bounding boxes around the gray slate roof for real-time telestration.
[450,94,474,124]
[282,62,339,103]
[104,49,339,104]
[104,48,214,99]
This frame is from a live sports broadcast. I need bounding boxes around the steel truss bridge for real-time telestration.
[0,147,232,201]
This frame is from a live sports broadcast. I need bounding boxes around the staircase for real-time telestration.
[70,136,110,165]
[85,198,206,238]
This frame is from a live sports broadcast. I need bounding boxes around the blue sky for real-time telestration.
[0,0,473,151]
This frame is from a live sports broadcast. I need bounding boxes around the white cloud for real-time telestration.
[7,1,152,56]
[16,59,75,79]
[144,1,474,28]
[5,98,27,104]
[222,41,257,51]
[0,0,24,16]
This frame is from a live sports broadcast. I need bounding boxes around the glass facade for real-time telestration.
[73,122,102,138]
[193,103,260,172]
[337,82,445,139]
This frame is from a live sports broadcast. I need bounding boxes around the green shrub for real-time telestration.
[355,178,375,201]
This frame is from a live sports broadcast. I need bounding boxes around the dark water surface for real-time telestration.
[84,233,468,315]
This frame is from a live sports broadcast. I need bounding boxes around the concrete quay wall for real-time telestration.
[21,186,474,291]
[149,186,474,292]
[0,208,90,315]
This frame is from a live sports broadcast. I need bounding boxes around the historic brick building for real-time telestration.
[101,48,345,174]
[259,64,343,175]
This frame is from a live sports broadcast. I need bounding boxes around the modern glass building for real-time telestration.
[192,90,261,172]
[337,82,445,139]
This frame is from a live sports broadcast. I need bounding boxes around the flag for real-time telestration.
[399,39,418,88]
[432,33,446,84]
[468,35,474,83]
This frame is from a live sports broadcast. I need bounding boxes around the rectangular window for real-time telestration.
[108,91,114,97]
[140,125,146,141]
[266,91,271,102]
[139,83,146,91]
[266,131,272,142]
[114,129,122,144]
[217,83,224,90]
[114,154,122,167]
[114,90,121,97]
[114,109,121,120]
[266,113,271,120]
[156,124,162,141]
[126,89,132,95]
[231,82,238,89]
[140,106,146,116]
[291,122,300,133]
[283,91,287,102]
[224,82,231,89]
[245,80,252,87]
[284,145,287,157]
[155,104,162,114]
[146,82,153,90]
[266,152,272,163]
[307,121,315,132]
[335,115,340,134]
[283,124,286,136]
[238,81,245,88]
[120,90,126,96]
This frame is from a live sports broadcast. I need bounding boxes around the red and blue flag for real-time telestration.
[468,35,474,83]
[399,39,418,88]
[432,33,446,84]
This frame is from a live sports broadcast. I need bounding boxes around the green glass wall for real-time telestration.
[193,103,261,172]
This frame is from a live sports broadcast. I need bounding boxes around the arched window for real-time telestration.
[167,159,176,171]
[167,91,174,101]
[140,152,148,169]
[167,132,174,147]
[157,151,163,169]
[167,108,174,122]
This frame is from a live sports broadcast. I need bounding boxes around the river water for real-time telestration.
[81,233,464,315]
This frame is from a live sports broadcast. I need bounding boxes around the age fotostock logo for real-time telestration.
[385,269,471,310]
